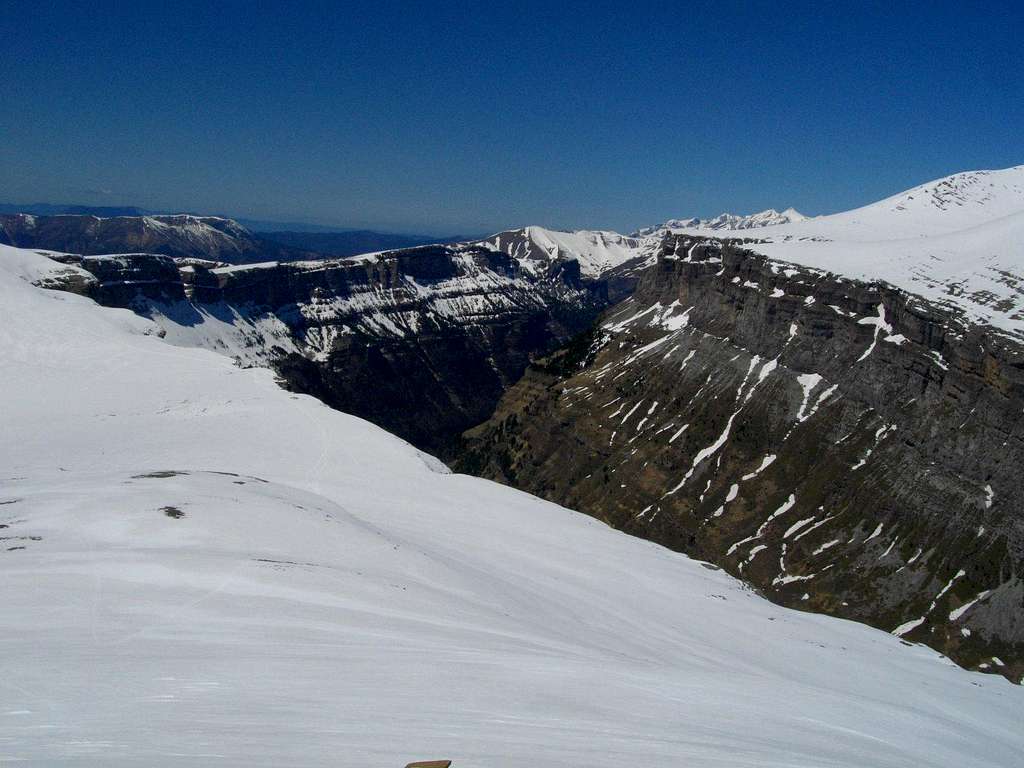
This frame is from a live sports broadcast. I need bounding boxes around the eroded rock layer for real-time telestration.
[456,235,1024,681]
[52,245,611,457]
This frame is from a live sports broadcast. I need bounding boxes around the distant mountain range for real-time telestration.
[0,213,314,264]
[0,203,151,218]
[258,229,476,257]
[0,207,478,263]
[633,207,807,236]
[0,202,467,256]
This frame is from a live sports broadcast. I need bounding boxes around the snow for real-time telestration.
[784,516,817,539]
[149,302,300,367]
[619,399,645,424]
[949,590,994,623]
[856,304,893,362]
[795,373,823,420]
[668,424,689,443]
[894,617,927,637]
[2,243,1023,767]
[793,514,837,542]
[603,301,662,332]
[929,570,966,612]
[739,455,777,483]
[635,208,807,236]
[726,495,798,557]
[479,226,653,279]
[668,166,1024,337]
[813,539,842,556]
[866,523,885,542]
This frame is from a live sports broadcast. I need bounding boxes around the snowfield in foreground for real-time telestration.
[1,243,1021,767]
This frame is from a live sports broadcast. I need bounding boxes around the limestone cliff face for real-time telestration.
[456,235,1024,682]
[54,244,610,457]
[36,231,1024,680]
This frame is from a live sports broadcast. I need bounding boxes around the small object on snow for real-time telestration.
[405,761,452,768]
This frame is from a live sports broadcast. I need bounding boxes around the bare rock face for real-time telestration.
[456,234,1024,682]
[33,226,1024,681]
[61,244,612,457]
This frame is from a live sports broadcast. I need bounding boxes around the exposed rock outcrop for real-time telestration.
[456,234,1024,682]
[55,244,613,457]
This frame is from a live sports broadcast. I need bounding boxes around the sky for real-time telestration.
[1,0,1022,235]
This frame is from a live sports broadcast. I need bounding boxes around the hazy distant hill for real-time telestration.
[0,203,471,257]
[0,213,314,264]
[256,229,471,257]
[0,203,151,217]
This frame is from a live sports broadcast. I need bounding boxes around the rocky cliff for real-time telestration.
[456,234,1024,682]
[48,244,612,457]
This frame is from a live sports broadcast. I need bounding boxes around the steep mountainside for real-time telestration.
[0,213,314,264]
[45,242,612,457]
[476,226,655,297]
[18,167,1024,684]
[3,242,1023,767]
[457,233,1024,682]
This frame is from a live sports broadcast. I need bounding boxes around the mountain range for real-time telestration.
[633,207,809,236]
[2,165,1023,765]
[0,203,471,257]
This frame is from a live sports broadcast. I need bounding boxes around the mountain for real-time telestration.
[634,207,807,236]
[0,203,477,240]
[0,202,150,217]
[457,167,1024,683]
[478,225,654,279]
[38,240,614,458]
[9,166,1024,685]
[257,229,471,257]
[3,241,1023,766]
[475,226,657,303]
[676,165,1024,337]
[27,223,661,458]
[0,213,315,264]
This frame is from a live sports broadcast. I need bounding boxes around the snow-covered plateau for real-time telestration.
[2,233,1023,768]
[665,166,1024,337]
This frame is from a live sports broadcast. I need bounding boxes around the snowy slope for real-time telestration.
[670,166,1024,336]
[635,208,807,236]
[477,226,655,278]
[1,243,1022,767]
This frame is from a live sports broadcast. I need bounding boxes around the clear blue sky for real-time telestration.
[1,0,1021,234]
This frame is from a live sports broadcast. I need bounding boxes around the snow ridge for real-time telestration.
[663,165,1024,337]
[477,225,655,278]
[634,208,807,236]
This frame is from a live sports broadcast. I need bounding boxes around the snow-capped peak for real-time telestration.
[634,208,807,237]
[694,165,1024,337]
[850,165,1024,231]
[477,225,654,278]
